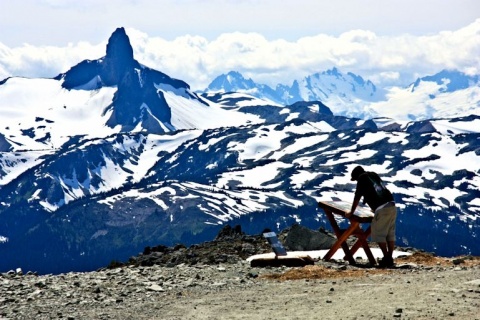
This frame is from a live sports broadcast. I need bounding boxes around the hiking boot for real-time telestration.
[378,257,394,268]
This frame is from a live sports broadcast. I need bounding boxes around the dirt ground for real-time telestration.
[2,252,479,319]
[154,253,480,320]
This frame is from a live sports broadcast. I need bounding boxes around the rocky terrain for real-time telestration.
[1,226,479,319]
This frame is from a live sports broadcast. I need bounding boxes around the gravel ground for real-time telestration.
[1,253,479,320]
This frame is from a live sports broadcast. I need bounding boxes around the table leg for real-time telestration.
[349,225,376,265]
[323,213,358,264]
[338,222,358,264]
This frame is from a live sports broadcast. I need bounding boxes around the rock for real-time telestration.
[241,243,256,254]
[146,284,165,292]
[396,263,418,269]
[215,225,244,240]
[0,225,478,319]
[452,258,465,265]
[284,224,335,251]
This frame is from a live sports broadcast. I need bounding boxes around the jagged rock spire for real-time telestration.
[105,27,134,64]
[56,27,139,88]
[101,27,139,86]
[55,27,189,133]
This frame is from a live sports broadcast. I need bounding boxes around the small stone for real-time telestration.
[212,282,227,287]
[147,284,165,292]
[184,278,195,287]
[393,313,402,318]
[395,308,403,313]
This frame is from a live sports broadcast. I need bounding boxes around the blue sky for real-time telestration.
[0,0,479,89]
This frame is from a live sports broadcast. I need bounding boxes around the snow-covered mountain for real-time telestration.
[206,71,281,105]
[202,68,480,120]
[0,28,479,274]
[410,70,480,93]
[0,28,259,185]
[202,68,382,117]
[367,70,480,121]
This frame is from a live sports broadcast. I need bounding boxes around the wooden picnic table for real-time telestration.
[318,200,376,265]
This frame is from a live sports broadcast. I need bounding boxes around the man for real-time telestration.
[346,165,397,267]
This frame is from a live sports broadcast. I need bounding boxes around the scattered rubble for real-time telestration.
[1,225,479,319]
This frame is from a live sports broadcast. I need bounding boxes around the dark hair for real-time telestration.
[351,166,365,181]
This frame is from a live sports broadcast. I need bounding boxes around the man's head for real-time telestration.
[351,165,365,181]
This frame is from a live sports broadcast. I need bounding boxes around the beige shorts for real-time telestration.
[371,204,397,242]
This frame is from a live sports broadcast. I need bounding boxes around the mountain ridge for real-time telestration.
[201,67,480,120]
[0,28,479,275]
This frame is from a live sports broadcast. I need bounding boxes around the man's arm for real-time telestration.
[346,194,361,218]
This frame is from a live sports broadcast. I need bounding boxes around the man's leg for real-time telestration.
[387,240,395,258]
[378,242,388,257]
[378,241,394,267]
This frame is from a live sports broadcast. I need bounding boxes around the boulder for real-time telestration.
[285,224,335,251]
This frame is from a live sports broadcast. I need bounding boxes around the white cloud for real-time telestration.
[0,41,105,80]
[130,19,480,89]
[1,19,479,91]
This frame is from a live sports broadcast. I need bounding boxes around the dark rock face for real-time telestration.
[58,27,140,89]
[104,68,173,132]
[406,121,437,133]
[285,224,336,251]
[121,225,337,269]
[56,59,102,89]
[0,133,11,152]
[214,224,244,240]
[102,27,137,86]
[125,225,273,268]
[53,27,193,133]
[288,101,334,117]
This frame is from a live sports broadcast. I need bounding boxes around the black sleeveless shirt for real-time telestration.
[355,171,394,211]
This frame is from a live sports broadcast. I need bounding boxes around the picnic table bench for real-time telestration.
[318,200,376,265]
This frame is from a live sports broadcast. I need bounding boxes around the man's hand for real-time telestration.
[348,196,360,219]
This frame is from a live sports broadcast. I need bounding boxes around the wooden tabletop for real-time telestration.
[318,200,374,222]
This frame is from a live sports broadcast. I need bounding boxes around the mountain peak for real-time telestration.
[207,71,257,92]
[105,27,135,68]
[411,69,479,93]
[325,67,341,77]
[55,27,139,88]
